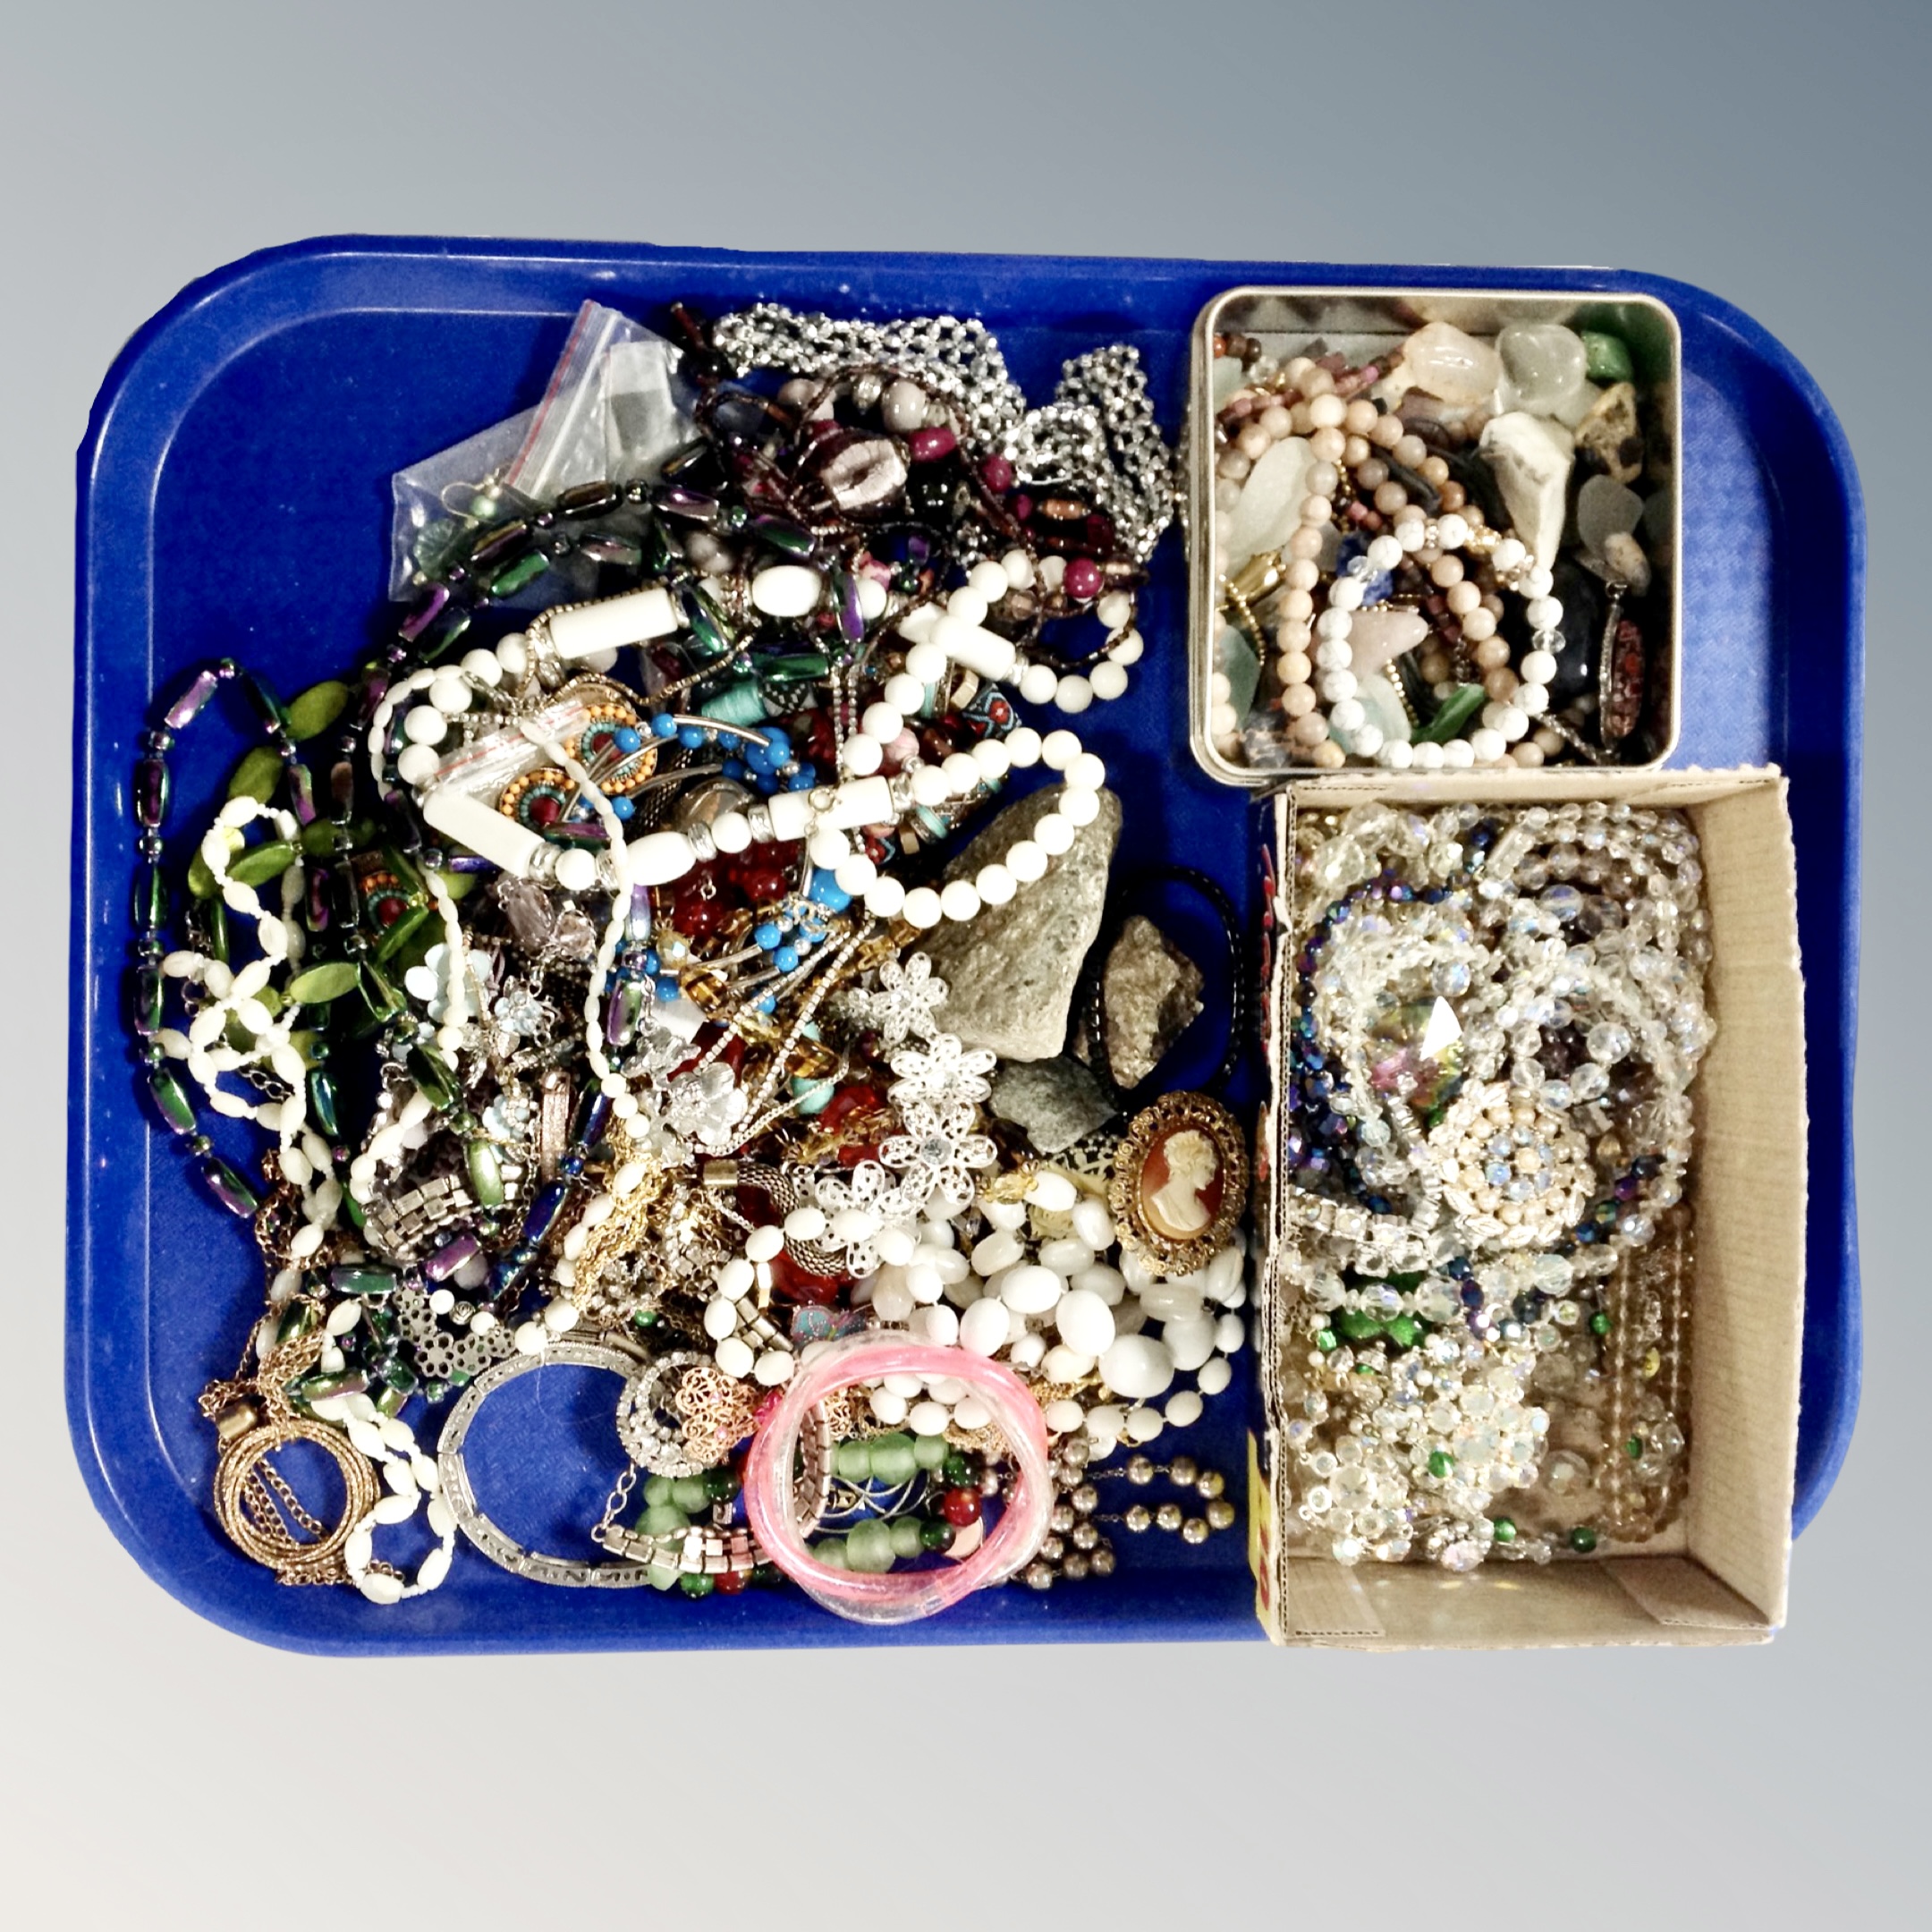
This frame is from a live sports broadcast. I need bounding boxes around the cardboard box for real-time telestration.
[1251,767,1805,1647]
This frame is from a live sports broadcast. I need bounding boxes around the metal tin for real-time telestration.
[1187,284,1682,788]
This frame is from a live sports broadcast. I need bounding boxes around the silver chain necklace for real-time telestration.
[712,302,1178,563]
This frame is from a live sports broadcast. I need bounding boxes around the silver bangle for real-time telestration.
[436,1341,658,1589]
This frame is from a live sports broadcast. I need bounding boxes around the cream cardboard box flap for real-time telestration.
[1251,767,1807,1649]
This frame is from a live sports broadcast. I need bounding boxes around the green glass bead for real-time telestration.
[679,1571,715,1598]
[374,903,433,963]
[374,1384,410,1419]
[752,516,815,557]
[293,1368,369,1398]
[286,681,350,742]
[327,1266,397,1297]
[1568,1526,1599,1553]
[640,515,677,576]
[671,1476,712,1514]
[703,1467,738,1502]
[406,1045,459,1113]
[640,1504,691,1538]
[834,1439,874,1481]
[204,899,229,962]
[1626,1436,1645,1459]
[488,551,549,598]
[813,1537,849,1570]
[147,1067,196,1134]
[579,535,642,569]
[648,1563,680,1591]
[380,1358,419,1397]
[275,1301,318,1345]
[308,1068,340,1140]
[1581,331,1634,384]
[758,652,833,683]
[942,1449,978,1487]
[1416,683,1487,746]
[287,961,360,1004]
[1589,1311,1613,1336]
[1336,1309,1385,1341]
[1385,1315,1421,1349]
[683,587,733,660]
[420,608,473,663]
[642,1475,674,1508]
[131,965,165,1037]
[228,841,298,887]
[227,745,285,805]
[868,1436,917,1486]
[1315,1327,1338,1352]
[358,962,405,1024]
[200,1155,261,1216]
[1492,1517,1518,1545]
[912,1434,950,1470]
[1428,1450,1454,1479]
[131,862,168,930]
[240,671,292,737]
[889,1517,926,1559]
[919,1519,956,1553]
[752,1562,781,1587]
[134,757,171,829]
[465,1138,504,1208]
[844,1519,897,1574]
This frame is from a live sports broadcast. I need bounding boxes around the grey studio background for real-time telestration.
[4,2,1924,1926]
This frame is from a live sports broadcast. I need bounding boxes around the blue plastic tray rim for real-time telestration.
[68,237,1863,1653]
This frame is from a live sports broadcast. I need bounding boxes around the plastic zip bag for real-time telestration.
[388,301,693,602]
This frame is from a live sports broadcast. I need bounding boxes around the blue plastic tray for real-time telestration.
[69,239,1863,1653]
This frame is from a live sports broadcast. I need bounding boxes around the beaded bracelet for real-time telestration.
[1214,350,1575,771]
[741,1333,1053,1623]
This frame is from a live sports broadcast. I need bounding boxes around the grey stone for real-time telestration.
[1096,915,1204,1089]
[917,784,1121,1061]
[1573,381,1645,486]
[989,1056,1119,1156]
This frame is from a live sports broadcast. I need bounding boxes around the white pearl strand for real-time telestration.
[1276,482,1562,771]
[155,807,455,1604]
[334,1402,458,1605]
[155,799,358,1262]
[892,566,1141,722]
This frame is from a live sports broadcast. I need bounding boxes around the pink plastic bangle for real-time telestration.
[741,1333,1053,1624]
